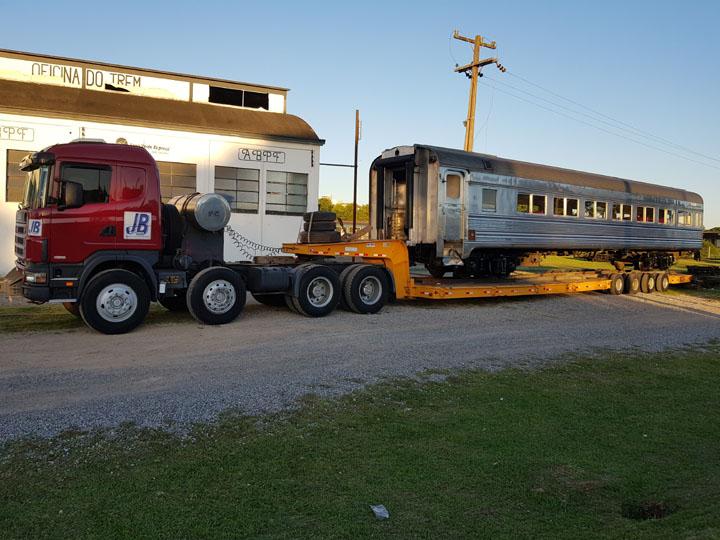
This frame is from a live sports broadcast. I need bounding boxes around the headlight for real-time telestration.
[25,272,47,284]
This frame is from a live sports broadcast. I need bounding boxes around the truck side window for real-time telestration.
[61,163,111,204]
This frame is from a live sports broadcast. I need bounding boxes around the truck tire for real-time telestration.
[640,272,655,294]
[158,293,188,312]
[63,302,81,318]
[303,211,336,222]
[337,264,361,310]
[655,272,669,292]
[187,267,246,325]
[303,220,336,232]
[252,292,288,307]
[289,264,340,317]
[342,264,389,314]
[609,273,625,295]
[298,230,341,243]
[624,272,641,295]
[79,269,151,334]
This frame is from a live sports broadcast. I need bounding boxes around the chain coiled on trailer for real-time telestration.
[225,224,284,260]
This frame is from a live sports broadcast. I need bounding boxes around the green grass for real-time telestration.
[2,346,720,539]
[0,303,191,333]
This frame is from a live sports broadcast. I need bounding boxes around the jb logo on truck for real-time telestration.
[28,219,42,236]
[123,212,151,239]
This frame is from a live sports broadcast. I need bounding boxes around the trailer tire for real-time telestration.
[290,264,340,317]
[303,211,336,222]
[158,293,188,312]
[624,272,641,295]
[79,269,150,334]
[63,302,81,318]
[298,230,341,244]
[656,272,669,292]
[609,273,625,295]
[187,267,246,325]
[640,272,656,294]
[252,292,288,308]
[338,264,362,310]
[343,264,389,314]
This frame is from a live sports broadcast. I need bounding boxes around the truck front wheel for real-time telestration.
[79,269,151,334]
[187,267,246,325]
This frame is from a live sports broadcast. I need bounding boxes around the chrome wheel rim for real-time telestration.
[359,276,382,305]
[96,283,138,322]
[307,277,333,308]
[203,279,236,314]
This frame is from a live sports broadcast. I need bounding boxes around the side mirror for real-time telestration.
[61,181,84,209]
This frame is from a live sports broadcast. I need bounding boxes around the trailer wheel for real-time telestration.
[290,264,340,317]
[158,293,188,312]
[187,267,246,325]
[343,265,389,314]
[62,302,81,318]
[624,272,641,295]
[79,269,150,334]
[338,264,362,310]
[656,272,669,292]
[609,273,625,295]
[640,272,656,294]
[252,292,288,308]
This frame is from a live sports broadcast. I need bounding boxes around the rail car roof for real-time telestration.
[417,145,702,205]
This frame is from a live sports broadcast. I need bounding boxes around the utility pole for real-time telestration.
[352,109,360,233]
[453,30,506,152]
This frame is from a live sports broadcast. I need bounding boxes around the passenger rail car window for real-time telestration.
[61,163,111,204]
[482,188,497,212]
[584,201,607,219]
[678,211,692,226]
[658,208,674,225]
[446,174,461,199]
[517,193,546,215]
[636,206,655,223]
[553,197,579,217]
[694,212,703,228]
[612,204,632,221]
[214,166,259,213]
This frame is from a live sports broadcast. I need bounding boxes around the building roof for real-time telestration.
[0,79,323,145]
[420,145,703,205]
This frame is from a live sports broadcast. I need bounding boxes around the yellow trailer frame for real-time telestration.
[282,239,693,300]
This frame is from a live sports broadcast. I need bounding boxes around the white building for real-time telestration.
[0,49,323,274]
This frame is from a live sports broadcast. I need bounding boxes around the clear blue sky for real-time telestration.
[2,0,718,226]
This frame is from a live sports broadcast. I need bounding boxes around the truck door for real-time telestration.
[441,170,464,243]
[50,161,116,263]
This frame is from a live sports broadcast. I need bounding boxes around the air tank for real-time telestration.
[171,192,231,232]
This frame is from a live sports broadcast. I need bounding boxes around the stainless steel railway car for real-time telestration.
[370,145,704,277]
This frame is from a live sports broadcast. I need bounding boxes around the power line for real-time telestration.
[477,79,720,172]
[505,71,720,165]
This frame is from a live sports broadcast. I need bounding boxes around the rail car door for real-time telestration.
[441,170,464,243]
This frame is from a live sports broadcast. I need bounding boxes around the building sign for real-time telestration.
[0,57,189,101]
[239,147,286,163]
[0,124,34,142]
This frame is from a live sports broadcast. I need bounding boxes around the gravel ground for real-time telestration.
[1,292,719,443]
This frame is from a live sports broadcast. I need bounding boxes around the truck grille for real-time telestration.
[14,210,27,266]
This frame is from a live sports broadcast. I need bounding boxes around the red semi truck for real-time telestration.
[15,140,393,334]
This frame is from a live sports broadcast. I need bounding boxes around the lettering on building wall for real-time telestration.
[31,62,81,85]
[86,69,142,90]
[239,148,286,163]
[0,125,34,142]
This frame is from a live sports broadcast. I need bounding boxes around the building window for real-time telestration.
[553,197,579,217]
[214,166,259,213]
[658,208,674,225]
[157,161,196,203]
[517,193,546,215]
[481,188,497,212]
[5,149,27,203]
[636,206,655,223]
[584,200,608,219]
[612,203,632,221]
[266,170,308,214]
[61,163,111,204]
[209,86,269,110]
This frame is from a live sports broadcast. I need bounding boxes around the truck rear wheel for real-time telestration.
[79,269,150,334]
[290,264,340,317]
[158,293,188,312]
[343,265,389,314]
[187,267,246,325]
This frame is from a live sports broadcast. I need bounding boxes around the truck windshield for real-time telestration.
[21,166,52,209]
